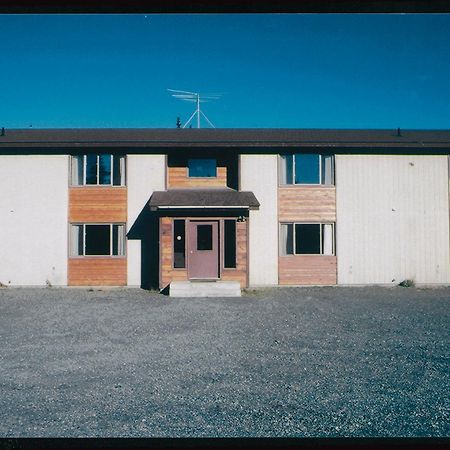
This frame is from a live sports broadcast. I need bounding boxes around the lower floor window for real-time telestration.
[173,219,186,268]
[70,223,126,256]
[280,223,335,256]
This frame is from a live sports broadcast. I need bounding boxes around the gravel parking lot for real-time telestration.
[0,286,449,437]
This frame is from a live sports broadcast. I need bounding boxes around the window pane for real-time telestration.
[279,154,293,184]
[113,155,125,186]
[99,154,111,185]
[86,154,98,184]
[173,220,186,268]
[279,223,294,256]
[322,224,334,255]
[295,224,321,254]
[280,155,294,184]
[71,155,83,185]
[322,155,334,185]
[295,154,320,184]
[224,220,236,268]
[112,224,125,256]
[188,159,217,177]
[197,225,213,250]
[85,224,110,255]
[70,225,83,256]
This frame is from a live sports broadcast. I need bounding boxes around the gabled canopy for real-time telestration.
[149,188,260,210]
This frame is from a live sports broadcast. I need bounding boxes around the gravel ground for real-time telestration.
[0,286,449,437]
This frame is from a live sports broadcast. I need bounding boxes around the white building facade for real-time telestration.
[0,128,449,288]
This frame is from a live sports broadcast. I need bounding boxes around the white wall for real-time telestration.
[336,154,450,284]
[127,155,166,287]
[240,154,278,286]
[0,155,68,286]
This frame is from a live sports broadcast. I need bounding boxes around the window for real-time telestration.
[197,225,213,250]
[71,155,126,186]
[70,224,126,256]
[173,220,186,268]
[279,154,334,185]
[188,158,217,177]
[224,220,237,268]
[279,223,334,256]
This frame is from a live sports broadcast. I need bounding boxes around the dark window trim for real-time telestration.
[279,222,335,256]
[70,154,127,187]
[187,158,218,178]
[279,153,335,186]
[69,222,127,258]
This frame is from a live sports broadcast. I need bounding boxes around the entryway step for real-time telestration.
[169,281,241,297]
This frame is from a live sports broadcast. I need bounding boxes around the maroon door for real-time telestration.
[187,221,219,279]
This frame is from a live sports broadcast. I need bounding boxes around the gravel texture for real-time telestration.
[0,286,449,437]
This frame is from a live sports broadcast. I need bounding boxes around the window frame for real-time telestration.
[279,153,334,186]
[69,223,126,257]
[279,222,335,256]
[187,158,217,178]
[70,154,126,187]
[172,219,186,269]
[223,219,237,269]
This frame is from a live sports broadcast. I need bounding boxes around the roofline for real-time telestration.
[1,128,450,150]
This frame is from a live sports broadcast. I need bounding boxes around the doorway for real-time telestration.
[187,220,219,279]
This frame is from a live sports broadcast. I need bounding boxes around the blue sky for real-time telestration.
[0,14,449,129]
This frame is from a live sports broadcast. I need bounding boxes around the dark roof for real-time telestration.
[149,189,260,210]
[1,128,450,149]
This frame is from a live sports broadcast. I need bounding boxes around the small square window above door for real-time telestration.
[188,159,217,177]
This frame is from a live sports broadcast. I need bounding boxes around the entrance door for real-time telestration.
[187,221,219,279]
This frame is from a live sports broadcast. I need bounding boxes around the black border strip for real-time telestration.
[1,1,450,14]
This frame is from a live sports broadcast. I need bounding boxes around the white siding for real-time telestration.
[240,154,278,286]
[0,155,68,286]
[127,155,165,287]
[336,154,450,284]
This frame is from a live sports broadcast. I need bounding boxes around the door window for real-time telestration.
[197,225,213,250]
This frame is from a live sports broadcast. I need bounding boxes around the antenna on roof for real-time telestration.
[168,89,221,129]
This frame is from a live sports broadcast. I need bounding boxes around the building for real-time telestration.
[0,128,449,292]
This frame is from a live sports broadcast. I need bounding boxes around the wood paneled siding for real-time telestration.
[69,187,127,222]
[167,166,227,188]
[278,186,336,222]
[220,220,248,288]
[68,186,128,286]
[68,258,127,286]
[279,256,337,285]
[159,217,248,289]
[278,184,337,285]
[160,217,187,288]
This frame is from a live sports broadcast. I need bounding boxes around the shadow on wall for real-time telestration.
[127,201,160,290]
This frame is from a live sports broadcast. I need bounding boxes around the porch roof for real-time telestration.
[149,188,260,210]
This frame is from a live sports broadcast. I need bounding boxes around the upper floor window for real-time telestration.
[188,158,217,177]
[71,154,126,186]
[279,153,334,185]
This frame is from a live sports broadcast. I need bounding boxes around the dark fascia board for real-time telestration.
[1,129,450,152]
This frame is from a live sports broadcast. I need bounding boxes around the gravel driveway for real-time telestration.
[0,286,448,437]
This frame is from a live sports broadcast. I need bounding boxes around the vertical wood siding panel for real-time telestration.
[278,186,336,222]
[0,155,68,286]
[69,187,127,222]
[127,155,166,287]
[336,155,450,284]
[167,166,227,188]
[68,258,127,286]
[240,155,278,286]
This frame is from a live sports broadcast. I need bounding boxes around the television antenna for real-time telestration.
[168,89,221,128]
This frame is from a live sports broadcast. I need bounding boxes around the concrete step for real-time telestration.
[169,280,241,297]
